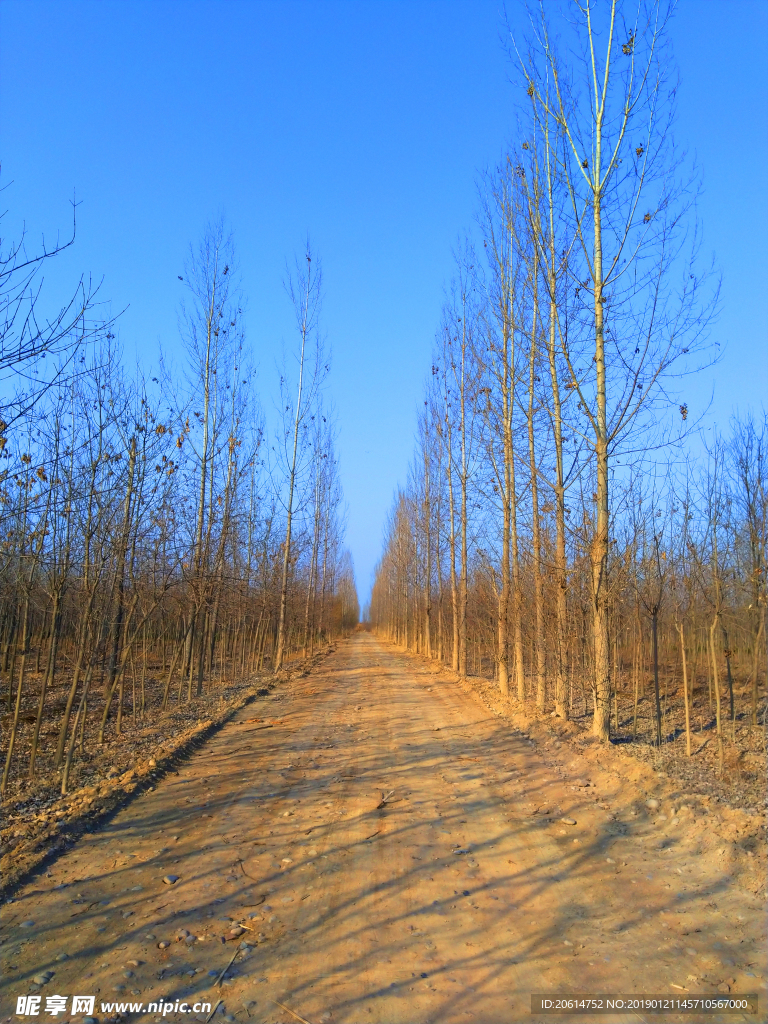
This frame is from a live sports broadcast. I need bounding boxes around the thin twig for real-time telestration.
[204,1000,222,1024]
[215,946,240,988]
[271,1000,314,1024]
[236,857,257,880]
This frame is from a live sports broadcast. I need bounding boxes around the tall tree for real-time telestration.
[274,246,327,671]
[518,0,716,738]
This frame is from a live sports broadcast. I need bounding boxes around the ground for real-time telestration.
[1,634,765,1024]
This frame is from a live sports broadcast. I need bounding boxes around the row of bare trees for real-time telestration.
[371,416,766,753]
[369,0,766,759]
[0,220,358,796]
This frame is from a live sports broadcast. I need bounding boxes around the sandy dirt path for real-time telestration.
[1,634,763,1024]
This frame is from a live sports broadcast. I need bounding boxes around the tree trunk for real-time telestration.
[677,621,692,757]
[709,617,724,771]
[29,591,62,778]
[0,594,30,797]
[651,608,662,746]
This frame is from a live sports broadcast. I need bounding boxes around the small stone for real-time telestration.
[144,934,156,941]
[157,941,170,949]
[646,799,659,810]
[184,935,197,944]
[126,959,141,967]
[685,948,696,956]
[20,920,35,928]
[163,875,180,885]
[606,858,615,864]
[226,928,244,940]
[123,970,134,979]
[32,974,52,985]
[122,911,133,919]
[56,953,69,961]
[208,969,218,977]
[176,929,191,940]
[561,818,577,826]
[114,984,126,992]
[563,940,573,946]
[281,858,292,863]
[83,1017,98,1024]
[717,983,730,993]
[452,847,469,855]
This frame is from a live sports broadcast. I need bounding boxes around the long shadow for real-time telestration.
[0,638,758,1024]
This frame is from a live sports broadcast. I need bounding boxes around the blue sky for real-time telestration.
[1,0,766,605]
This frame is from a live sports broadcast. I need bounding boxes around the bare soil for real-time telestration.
[1,634,765,1024]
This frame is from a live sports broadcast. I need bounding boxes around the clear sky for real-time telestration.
[2,0,766,606]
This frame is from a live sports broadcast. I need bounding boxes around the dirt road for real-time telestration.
[1,635,764,1024]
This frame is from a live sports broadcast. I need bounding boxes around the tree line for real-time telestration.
[0,217,358,797]
[369,0,766,764]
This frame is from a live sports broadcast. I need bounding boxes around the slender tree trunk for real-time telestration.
[55,585,98,768]
[1,593,30,797]
[162,631,186,710]
[527,290,546,709]
[423,439,432,659]
[651,608,662,746]
[510,451,524,701]
[590,79,611,742]
[677,621,692,757]
[61,662,93,795]
[751,612,765,727]
[105,437,137,698]
[29,591,61,778]
[446,432,460,673]
[276,260,315,671]
[709,617,724,770]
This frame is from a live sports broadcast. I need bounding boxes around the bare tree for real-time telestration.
[0,186,116,427]
[274,246,327,671]
[517,0,717,739]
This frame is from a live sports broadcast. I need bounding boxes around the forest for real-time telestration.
[0,2,765,1015]
[1,0,765,817]
[369,1,766,789]
[0,222,358,800]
